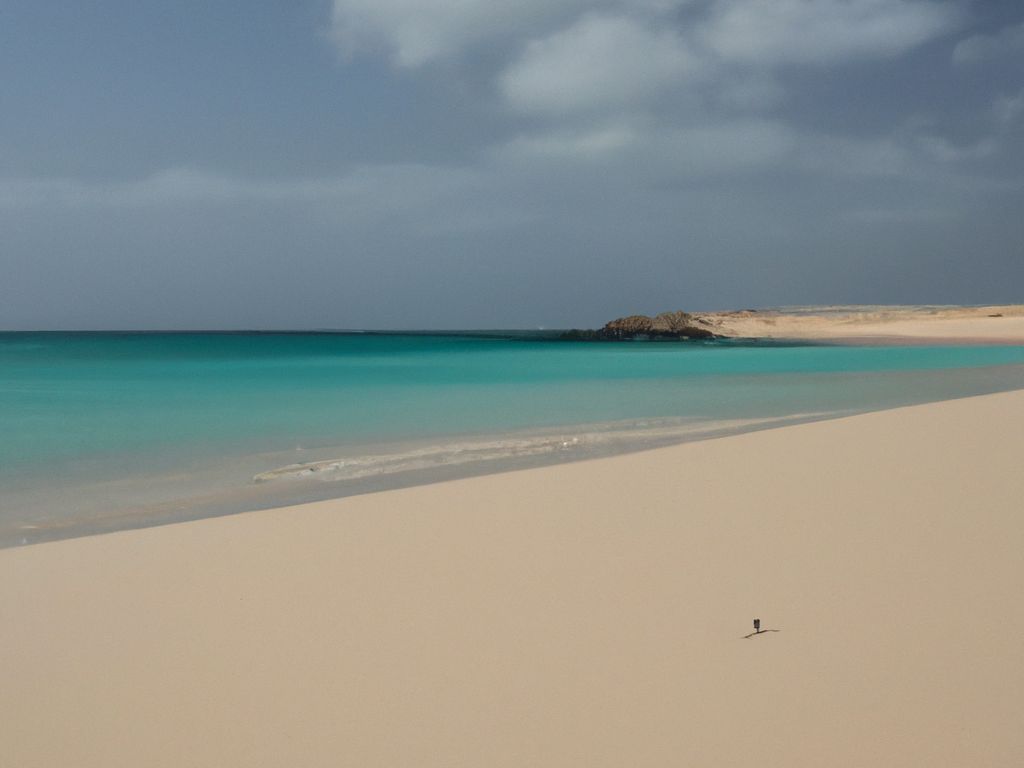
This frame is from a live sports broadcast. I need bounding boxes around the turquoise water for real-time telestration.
[3,332,1024,545]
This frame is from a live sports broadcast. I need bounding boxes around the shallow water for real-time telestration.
[2,332,1024,545]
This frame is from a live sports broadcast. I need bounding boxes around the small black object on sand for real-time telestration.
[743,618,780,639]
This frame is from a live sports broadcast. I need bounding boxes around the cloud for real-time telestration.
[952,21,1024,65]
[6,1,1024,330]
[913,134,997,163]
[0,165,486,224]
[497,123,640,162]
[894,89,1024,166]
[490,1,977,180]
[500,14,700,115]
[713,73,787,111]
[994,89,1024,127]
[495,117,796,177]
[701,0,963,65]
[649,120,798,173]
[329,0,568,66]
[329,0,690,67]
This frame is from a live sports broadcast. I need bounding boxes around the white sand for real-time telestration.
[3,390,1024,766]
[699,304,1024,342]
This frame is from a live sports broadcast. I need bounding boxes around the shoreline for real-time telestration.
[792,334,1024,346]
[6,326,1024,550]
[0,411,846,548]
[7,354,1024,548]
[3,389,1023,765]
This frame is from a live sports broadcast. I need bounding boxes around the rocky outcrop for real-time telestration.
[602,314,657,339]
[562,311,717,341]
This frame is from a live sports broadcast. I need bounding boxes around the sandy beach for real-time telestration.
[3,388,1023,766]
[697,304,1024,343]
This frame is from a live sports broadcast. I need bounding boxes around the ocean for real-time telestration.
[3,331,1024,546]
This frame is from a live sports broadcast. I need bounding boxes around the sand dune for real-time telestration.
[3,390,1024,766]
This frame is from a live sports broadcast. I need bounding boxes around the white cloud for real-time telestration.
[329,0,691,67]
[3,1,1006,251]
[701,0,962,65]
[331,0,963,70]
[498,123,640,161]
[953,22,1024,65]
[330,0,570,66]
[500,14,700,115]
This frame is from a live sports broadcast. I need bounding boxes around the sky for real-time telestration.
[1,0,1022,329]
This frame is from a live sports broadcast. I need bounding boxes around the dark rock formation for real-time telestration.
[601,314,657,339]
[561,311,717,341]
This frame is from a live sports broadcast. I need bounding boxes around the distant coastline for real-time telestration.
[565,304,1024,344]
[6,304,1024,342]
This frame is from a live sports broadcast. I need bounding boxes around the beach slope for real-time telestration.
[3,390,1024,766]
